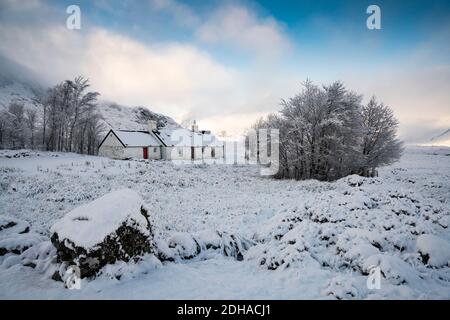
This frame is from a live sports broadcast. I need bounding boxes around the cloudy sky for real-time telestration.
[0,0,449,142]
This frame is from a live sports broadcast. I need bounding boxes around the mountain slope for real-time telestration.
[0,55,44,110]
[98,101,181,131]
[430,129,450,146]
[0,55,180,131]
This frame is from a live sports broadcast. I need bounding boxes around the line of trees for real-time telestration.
[0,76,104,155]
[252,80,403,181]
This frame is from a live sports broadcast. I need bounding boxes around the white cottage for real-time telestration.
[98,130,162,160]
[98,121,224,160]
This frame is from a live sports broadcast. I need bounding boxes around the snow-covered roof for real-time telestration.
[153,128,223,147]
[113,130,161,147]
[153,128,202,147]
[202,133,224,147]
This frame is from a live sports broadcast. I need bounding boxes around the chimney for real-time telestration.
[147,120,157,132]
[191,120,199,132]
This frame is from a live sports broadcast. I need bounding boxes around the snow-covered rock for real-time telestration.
[50,189,155,278]
[416,234,450,267]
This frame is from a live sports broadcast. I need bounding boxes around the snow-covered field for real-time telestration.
[0,146,449,299]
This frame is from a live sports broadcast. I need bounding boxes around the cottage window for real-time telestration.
[178,147,183,156]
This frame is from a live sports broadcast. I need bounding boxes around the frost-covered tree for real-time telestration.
[358,97,403,177]
[8,101,26,148]
[251,80,403,181]
[40,76,102,154]
[68,76,100,152]
[0,76,103,154]
[278,80,363,180]
[0,109,14,148]
[25,108,37,149]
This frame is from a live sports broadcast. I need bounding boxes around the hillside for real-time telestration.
[97,102,181,132]
[0,56,180,131]
[0,55,44,111]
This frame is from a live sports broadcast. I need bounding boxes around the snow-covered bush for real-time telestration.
[245,172,450,297]
[167,232,201,260]
[416,234,450,267]
[0,215,44,256]
[0,215,55,277]
[50,189,155,278]
[362,254,420,286]
[97,253,162,281]
[158,230,256,262]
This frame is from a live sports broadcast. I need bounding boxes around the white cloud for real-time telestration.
[0,0,299,134]
[148,0,291,58]
[344,64,450,143]
[149,0,199,27]
[1,0,447,140]
[196,5,291,57]
[81,30,239,115]
[0,22,241,117]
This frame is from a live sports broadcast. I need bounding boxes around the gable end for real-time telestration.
[98,130,127,149]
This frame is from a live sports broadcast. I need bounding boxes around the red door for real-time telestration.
[143,147,148,159]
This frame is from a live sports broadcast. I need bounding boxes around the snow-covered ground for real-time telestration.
[0,146,449,299]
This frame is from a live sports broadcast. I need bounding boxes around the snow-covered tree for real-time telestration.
[40,76,102,154]
[7,101,26,149]
[25,108,37,149]
[251,80,403,181]
[0,109,14,148]
[358,97,403,177]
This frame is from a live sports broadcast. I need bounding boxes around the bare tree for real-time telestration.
[68,77,100,152]
[0,110,14,149]
[40,76,101,154]
[1,76,102,154]
[8,101,26,149]
[25,108,37,149]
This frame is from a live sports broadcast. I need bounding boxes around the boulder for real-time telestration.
[50,189,155,278]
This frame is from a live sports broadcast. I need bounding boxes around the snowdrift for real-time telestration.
[0,147,449,298]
